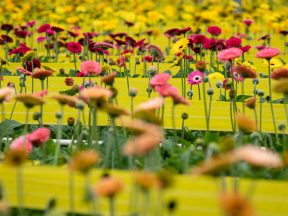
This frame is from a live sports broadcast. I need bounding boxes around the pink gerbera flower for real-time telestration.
[187,70,203,85]
[81,60,102,76]
[256,48,280,60]
[217,48,242,61]
[66,42,82,53]
[10,136,33,153]
[150,73,171,89]
[27,127,50,147]
[243,19,253,26]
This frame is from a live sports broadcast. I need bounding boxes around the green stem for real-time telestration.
[111,118,119,169]
[91,107,98,148]
[253,108,258,131]
[161,103,165,127]
[53,105,63,165]
[1,103,5,121]
[267,59,278,141]
[73,53,77,72]
[259,96,263,133]
[198,84,201,100]
[109,197,115,216]
[284,94,288,127]
[202,81,209,132]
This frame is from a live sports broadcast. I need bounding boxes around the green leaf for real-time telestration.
[0,119,22,136]
[219,94,228,101]
[59,88,79,96]
[236,95,251,102]
[69,69,77,77]
[0,68,12,75]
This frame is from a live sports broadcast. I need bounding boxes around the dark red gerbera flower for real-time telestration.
[258,34,270,41]
[67,31,79,37]
[124,21,134,27]
[1,35,13,43]
[66,42,82,53]
[37,23,51,33]
[109,32,127,39]
[14,30,28,38]
[164,28,178,38]
[83,32,94,39]
[113,38,127,46]
[279,30,288,36]
[176,27,191,36]
[23,58,41,72]
[1,24,13,33]
[51,26,64,33]
[125,36,136,47]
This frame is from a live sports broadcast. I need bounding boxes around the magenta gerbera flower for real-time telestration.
[187,70,203,85]
[66,42,82,54]
[207,26,222,36]
[217,48,242,61]
[37,23,51,33]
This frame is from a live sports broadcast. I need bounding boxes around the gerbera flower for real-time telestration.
[236,114,256,132]
[69,150,100,174]
[245,96,256,109]
[256,47,280,60]
[135,97,165,113]
[150,73,171,89]
[64,77,74,86]
[80,60,102,76]
[270,67,288,80]
[1,24,13,33]
[27,127,50,147]
[146,44,164,61]
[171,38,189,54]
[36,36,46,43]
[226,37,242,48]
[10,136,33,153]
[243,19,253,26]
[94,176,123,197]
[0,87,14,103]
[207,26,221,36]
[219,192,254,216]
[187,70,203,85]
[5,148,27,166]
[51,94,79,107]
[66,42,82,54]
[37,23,51,33]
[234,65,257,78]
[32,68,54,80]
[217,48,242,61]
[80,86,112,108]
[16,93,45,108]
[208,72,224,81]
[101,71,117,86]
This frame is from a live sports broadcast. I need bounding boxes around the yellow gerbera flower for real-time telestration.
[171,38,189,55]
[208,72,224,81]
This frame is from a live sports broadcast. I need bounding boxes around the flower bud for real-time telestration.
[252,78,259,85]
[203,76,209,83]
[278,123,286,131]
[67,117,75,126]
[216,81,223,88]
[187,90,193,97]
[33,112,41,121]
[55,112,62,119]
[195,61,206,72]
[129,88,138,97]
[181,113,188,120]
[257,89,264,97]
[207,88,214,95]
